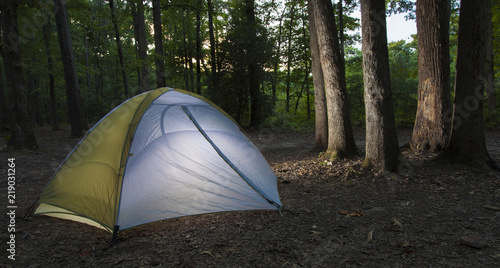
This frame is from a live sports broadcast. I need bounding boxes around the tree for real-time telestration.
[308,1,327,151]
[440,0,499,170]
[285,2,295,113]
[0,28,6,132]
[310,0,357,159]
[195,0,202,95]
[109,0,131,97]
[207,0,218,92]
[0,1,39,149]
[152,0,166,88]
[410,0,451,152]
[360,0,400,172]
[246,0,263,127]
[131,0,150,93]
[42,22,60,130]
[485,0,496,112]
[54,0,87,137]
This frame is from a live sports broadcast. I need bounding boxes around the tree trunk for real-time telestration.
[42,23,59,130]
[285,4,295,113]
[207,0,218,92]
[84,33,92,121]
[0,62,6,131]
[54,0,87,136]
[485,0,496,112]
[310,0,357,159]
[308,2,328,152]
[196,0,202,95]
[0,29,7,132]
[109,0,131,97]
[410,0,451,152]
[152,0,166,88]
[360,0,400,172]
[337,0,345,60]
[131,0,150,93]
[272,14,283,107]
[246,0,262,127]
[0,1,39,149]
[440,0,498,170]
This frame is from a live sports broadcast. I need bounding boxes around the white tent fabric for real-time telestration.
[116,90,280,230]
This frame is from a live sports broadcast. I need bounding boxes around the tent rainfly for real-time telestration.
[34,88,281,236]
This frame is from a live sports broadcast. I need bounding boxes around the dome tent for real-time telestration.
[34,88,281,236]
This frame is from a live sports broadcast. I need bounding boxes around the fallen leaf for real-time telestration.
[393,218,402,227]
[367,230,374,242]
[201,250,213,256]
[309,230,321,235]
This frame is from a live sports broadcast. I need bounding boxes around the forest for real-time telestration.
[1,0,500,267]
[0,0,499,160]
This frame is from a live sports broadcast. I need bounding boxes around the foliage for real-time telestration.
[388,40,418,127]
[1,0,495,135]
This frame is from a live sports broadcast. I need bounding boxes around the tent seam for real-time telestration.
[181,106,280,209]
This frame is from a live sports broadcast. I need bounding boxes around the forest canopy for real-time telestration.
[0,0,498,135]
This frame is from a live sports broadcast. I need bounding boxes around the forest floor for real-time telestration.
[0,126,499,267]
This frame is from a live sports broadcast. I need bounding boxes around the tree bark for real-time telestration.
[440,0,498,170]
[0,27,6,132]
[310,0,357,159]
[0,61,6,132]
[485,0,496,112]
[285,4,295,113]
[410,0,451,152]
[195,0,202,95]
[42,22,59,130]
[54,0,87,136]
[109,0,131,97]
[207,0,218,92]
[271,14,283,107]
[360,0,400,172]
[308,2,328,152]
[246,0,263,127]
[131,0,150,93]
[0,1,39,149]
[337,0,345,60]
[152,0,166,88]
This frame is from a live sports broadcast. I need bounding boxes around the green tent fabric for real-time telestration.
[35,88,281,233]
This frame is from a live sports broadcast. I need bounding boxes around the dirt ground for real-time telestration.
[1,126,499,267]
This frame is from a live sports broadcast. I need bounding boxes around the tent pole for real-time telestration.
[110,225,120,247]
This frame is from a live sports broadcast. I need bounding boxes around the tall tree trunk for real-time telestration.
[182,20,189,91]
[152,0,166,88]
[0,1,39,149]
[440,0,498,170]
[308,2,328,151]
[310,0,357,159]
[195,0,202,95]
[43,22,59,130]
[272,14,283,107]
[246,0,262,127]
[109,0,131,97]
[84,33,92,122]
[188,36,195,92]
[131,0,150,93]
[485,0,496,112]
[360,0,400,172]
[337,0,345,60]
[207,0,218,93]
[0,62,6,131]
[54,0,87,136]
[410,0,451,152]
[285,4,295,113]
[0,30,7,132]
